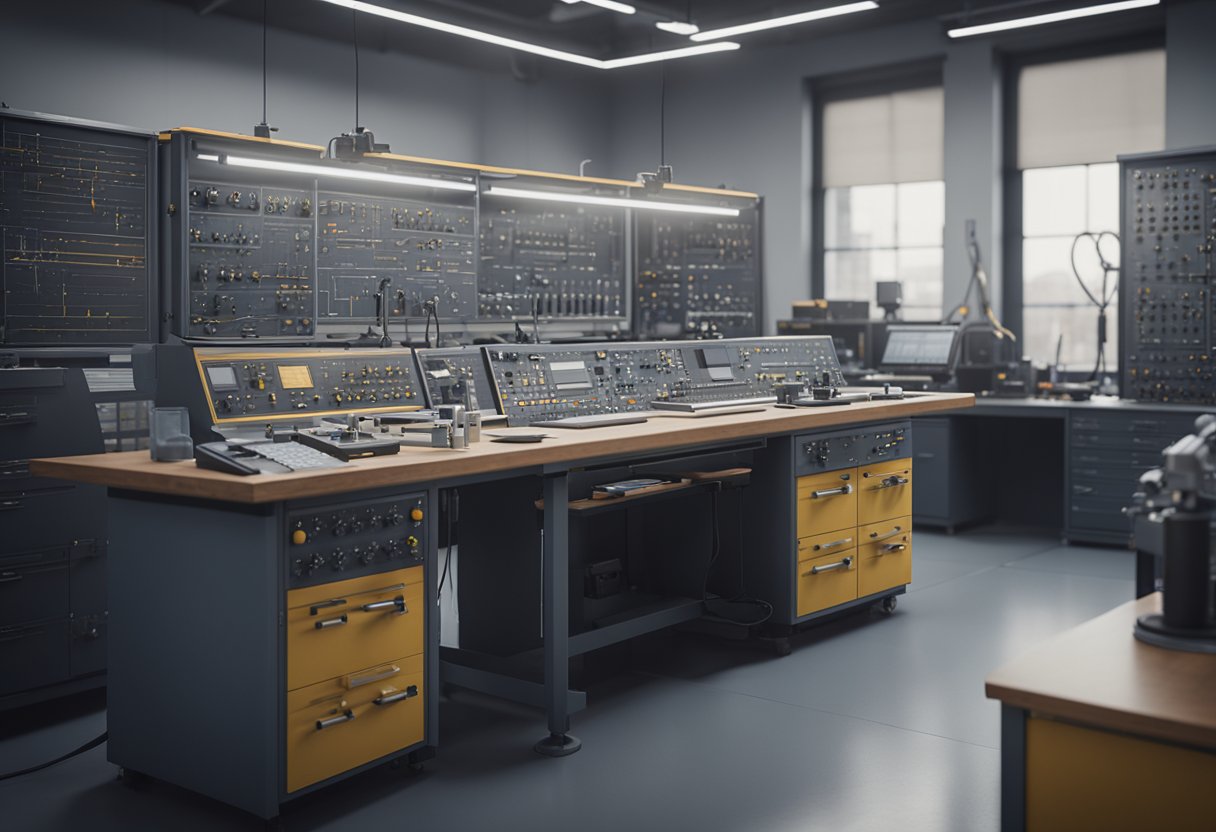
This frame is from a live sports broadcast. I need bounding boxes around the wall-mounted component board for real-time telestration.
[161,131,478,342]
[486,335,842,426]
[1,111,156,345]
[479,184,627,329]
[634,201,762,340]
[1120,148,1214,404]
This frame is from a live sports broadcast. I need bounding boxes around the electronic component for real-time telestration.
[878,324,960,379]
[414,346,496,413]
[1119,148,1215,404]
[1,111,155,345]
[634,205,761,340]
[478,197,626,326]
[292,429,401,460]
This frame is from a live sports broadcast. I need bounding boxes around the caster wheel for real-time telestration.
[773,638,792,657]
[879,596,898,614]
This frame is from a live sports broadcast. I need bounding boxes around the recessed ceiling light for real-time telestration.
[946,0,1159,38]
[560,0,637,15]
[656,20,701,36]
[314,0,737,69]
[691,1,879,41]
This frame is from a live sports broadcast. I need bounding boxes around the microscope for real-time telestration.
[1127,414,1216,653]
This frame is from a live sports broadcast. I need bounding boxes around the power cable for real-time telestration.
[1070,231,1119,380]
[0,731,107,781]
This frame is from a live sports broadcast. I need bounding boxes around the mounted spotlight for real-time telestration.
[326,126,390,160]
[636,164,674,195]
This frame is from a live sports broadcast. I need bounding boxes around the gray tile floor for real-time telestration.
[0,525,1136,832]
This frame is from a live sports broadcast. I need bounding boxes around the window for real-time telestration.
[1015,48,1165,370]
[820,85,944,320]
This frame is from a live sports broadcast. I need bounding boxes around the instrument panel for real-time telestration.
[194,348,423,425]
[414,345,496,412]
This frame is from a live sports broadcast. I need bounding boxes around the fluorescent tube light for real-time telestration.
[314,0,736,69]
[656,20,701,35]
[485,186,741,217]
[691,1,878,41]
[560,0,636,14]
[946,0,1158,38]
[213,154,478,193]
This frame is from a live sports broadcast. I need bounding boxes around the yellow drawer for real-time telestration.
[286,653,424,793]
[287,567,424,691]
[857,516,911,596]
[857,460,913,525]
[797,527,858,562]
[796,468,857,538]
[796,549,858,617]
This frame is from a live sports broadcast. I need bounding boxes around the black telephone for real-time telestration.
[194,441,290,476]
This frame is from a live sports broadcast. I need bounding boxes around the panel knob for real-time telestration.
[409,507,424,523]
[291,529,308,546]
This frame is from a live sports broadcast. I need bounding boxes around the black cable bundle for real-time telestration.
[702,488,773,627]
[1069,231,1119,381]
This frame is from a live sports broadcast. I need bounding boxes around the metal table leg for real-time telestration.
[534,471,581,757]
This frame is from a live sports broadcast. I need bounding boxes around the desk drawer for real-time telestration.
[797,528,858,561]
[287,567,423,691]
[857,460,912,525]
[0,550,68,627]
[1069,497,1134,534]
[1070,448,1162,470]
[857,517,912,596]
[0,618,69,695]
[286,653,424,793]
[796,549,857,617]
[796,468,856,538]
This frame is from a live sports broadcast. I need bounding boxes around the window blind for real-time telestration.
[822,86,944,188]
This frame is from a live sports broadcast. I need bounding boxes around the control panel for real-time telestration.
[796,421,911,475]
[193,347,422,426]
[316,191,476,321]
[1,113,155,345]
[413,346,496,412]
[286,493,426,588]
[478,198,626,326]
[634,205,761,340]
[486,336,843,426]
[1120,150,1215,404]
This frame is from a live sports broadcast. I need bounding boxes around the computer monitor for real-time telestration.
[878,324,960,379]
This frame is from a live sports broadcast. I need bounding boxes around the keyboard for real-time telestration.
[531,413,651,429]
[249,441,347,471]
[649,396,776,413]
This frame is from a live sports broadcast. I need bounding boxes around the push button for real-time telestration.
[291,529,308,546]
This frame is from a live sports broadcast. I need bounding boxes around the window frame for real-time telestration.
[1000,35,1164,374]
[810,59,944,303]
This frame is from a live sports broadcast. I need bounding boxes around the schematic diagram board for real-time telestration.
[1120,148,1215,404]
[479,187,627,328]
[635,201,762,340]
[0,112,155,344]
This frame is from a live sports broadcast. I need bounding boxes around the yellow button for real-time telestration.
[291,529,307,545]
[410,508,424,522]
[406,536,419,548]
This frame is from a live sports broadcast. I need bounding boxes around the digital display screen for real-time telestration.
[277,365,314,389]
[699,346,734,382]
[880,326,958,368]
[206,365,238,391]
[550,360,591,390]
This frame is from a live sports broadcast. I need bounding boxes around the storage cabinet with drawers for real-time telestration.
[748,420,914,632]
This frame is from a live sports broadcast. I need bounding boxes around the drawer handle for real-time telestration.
[373,685,419,706]
[315,614,348,630]
[870,476,909,490]
[806,556,853,576]
[812,536,853,552]
[316,710,355,731]
[1073,486,1095,495]
[348,665,401,689]
[879,542,907,553]
[869,526,903,542]
[0,571,24,584]
[0,499,23,512]
[862,469,908,479]
[310,598,347,616]
[361,596,406,615]
[811,484,852,499]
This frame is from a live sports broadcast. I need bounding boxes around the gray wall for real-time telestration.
[0,0,612,174]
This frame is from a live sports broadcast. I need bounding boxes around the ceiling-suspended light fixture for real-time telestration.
[559,0,637,15]
[313,0,737,69]
[691,1,879,41]
[946,0,1158,38]
[656,20,700,35]
[202,154,478,193]
[484,186,741,217]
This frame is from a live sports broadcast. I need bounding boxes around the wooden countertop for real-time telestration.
[30,393,972,504]
[986,594,1216,749]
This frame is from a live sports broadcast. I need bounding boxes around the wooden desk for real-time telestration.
[31,394,972,815]
[986,594,1216,831]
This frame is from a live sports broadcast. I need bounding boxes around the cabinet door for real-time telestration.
[796,549,858,617]
[857,516,912,596]
[857,460,913,526]
[796,468,857,538]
